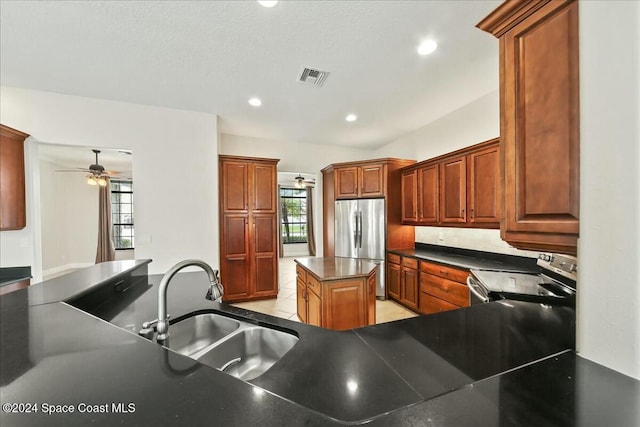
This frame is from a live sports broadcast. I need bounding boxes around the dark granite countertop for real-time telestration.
[1,260,638,426]
[390,243,541,273]
[294,256,377,281]
[0,266,31,287]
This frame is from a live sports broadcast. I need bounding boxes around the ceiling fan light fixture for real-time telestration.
[98,177,108,187]
[87,175,97,186]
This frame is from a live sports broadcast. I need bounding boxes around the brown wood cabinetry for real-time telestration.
[335,163,385,199]
[0,125,29,230]
[219,155,279,302]
[478,0,579,254]
[387,254,418,311]
[322,158,416,258]
[295,258,376,330]
[387,254,401,300]
[440,155,467,223]
[419,261,470,315]
[401,139,500,228]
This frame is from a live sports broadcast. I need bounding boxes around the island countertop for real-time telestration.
[294,256,377,281]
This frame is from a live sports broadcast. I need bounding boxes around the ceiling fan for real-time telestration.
[56,149,126,186]
[294,174,315,188]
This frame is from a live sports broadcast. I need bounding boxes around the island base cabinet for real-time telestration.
[324,280,367,331]
[296,261,376,330]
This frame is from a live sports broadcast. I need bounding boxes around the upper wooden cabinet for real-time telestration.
[440,155,467,224]
[401,139,500,228]
[0,124,29,230]
[322,158,416,257]
[219,155,279,302]
[478,0,579,255]
[335,162,385,199]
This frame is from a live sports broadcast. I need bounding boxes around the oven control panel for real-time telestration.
[537,254,577,281]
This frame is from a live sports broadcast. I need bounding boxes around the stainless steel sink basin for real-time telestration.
[165,313,241,357]
[164,312,299,381]
[196,326,299,381]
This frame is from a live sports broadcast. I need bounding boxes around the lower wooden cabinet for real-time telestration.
[386,254,418,311]
[296,262,375,330]
[419,261,470,315]
[387,253,470,315]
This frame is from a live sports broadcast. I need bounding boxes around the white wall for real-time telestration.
[0,86,219,276]
[220,133,374,173]
[39,158,99,272]
[577,1,640,379]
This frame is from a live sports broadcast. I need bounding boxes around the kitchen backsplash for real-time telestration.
[415,226,540,259]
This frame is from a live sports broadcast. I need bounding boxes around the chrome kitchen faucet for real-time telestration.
[139,259,224,342]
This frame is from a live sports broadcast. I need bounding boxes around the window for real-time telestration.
[111,180,134,249]
[280,187,307,244]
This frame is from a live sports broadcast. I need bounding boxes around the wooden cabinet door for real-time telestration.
[221,215,250,300]
[419,292,459,315]
[401,170,417,223]
[252,215,278,297]
[0,125,28,230]
[325,280,366,330]
[296,278,307,323]
[440,156,467,223]
[307,288,322,327]
[220,160,248,213]
[418,164,439,224]
[487,0,579,254]
[468,144,500,224]
[335,167,359,198]
[401,266,419,311]
[252,163,277,213]
[367,272,376,325]
[387,261,401,300]
[359,164,385,197]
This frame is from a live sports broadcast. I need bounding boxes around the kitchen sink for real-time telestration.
[165,313,241,357]
[165,312,299,381]
[196,326,299,381]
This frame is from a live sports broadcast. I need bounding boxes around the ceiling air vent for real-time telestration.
[297,67,329,87]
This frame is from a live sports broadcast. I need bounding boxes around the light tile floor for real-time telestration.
[231,257,418,324]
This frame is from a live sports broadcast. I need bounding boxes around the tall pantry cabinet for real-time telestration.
[219,155,279,302]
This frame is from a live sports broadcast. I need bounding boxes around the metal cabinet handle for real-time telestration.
[470,208,474,219]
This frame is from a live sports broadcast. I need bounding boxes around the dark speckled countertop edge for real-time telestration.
[0,266,31,287]
[389,244,540,273]
[294,257,378,281]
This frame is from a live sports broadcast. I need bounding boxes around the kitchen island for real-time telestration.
[1,260,638,426]
[294,257,376,329]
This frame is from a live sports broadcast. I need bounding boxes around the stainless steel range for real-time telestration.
[467,254,577,306]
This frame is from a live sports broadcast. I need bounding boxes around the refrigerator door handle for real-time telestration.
[353,212,359,249]
[358,211,363,248]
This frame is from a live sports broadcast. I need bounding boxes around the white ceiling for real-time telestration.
[0,0,500,150]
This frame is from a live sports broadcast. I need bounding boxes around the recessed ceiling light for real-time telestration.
[257,1,278,7]
[417,39,438,56]
[345,114,357,122]
[248,97,262,107]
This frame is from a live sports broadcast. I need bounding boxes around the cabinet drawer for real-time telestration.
[420,262,468,283]
[296,264,307,283]
[307,274,322,296]
[401,257,418,270]
[419,292,460,315]
[420,273,470,307]
[388,253,401,265]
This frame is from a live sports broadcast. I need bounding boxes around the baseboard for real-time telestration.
[42,262,93,278]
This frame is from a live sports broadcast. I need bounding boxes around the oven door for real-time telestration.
[467,275,490,304]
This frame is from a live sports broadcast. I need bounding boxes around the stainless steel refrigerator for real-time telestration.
[334,199,386,298]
